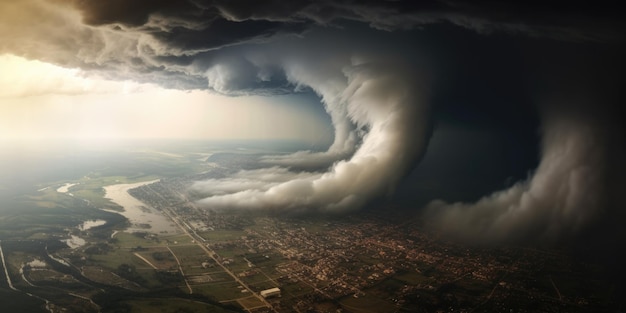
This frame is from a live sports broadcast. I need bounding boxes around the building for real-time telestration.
[260,287,281,298]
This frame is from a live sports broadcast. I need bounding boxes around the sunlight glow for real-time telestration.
[0,54,332,144]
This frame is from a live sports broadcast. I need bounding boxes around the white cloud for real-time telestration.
[195,57,432,212]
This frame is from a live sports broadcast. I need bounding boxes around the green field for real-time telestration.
[281,281,314,298]
[135,248,178,270]
[198,230,246,242]
[236,295,265,310]
[394,270,433,285]
[193,281,247,302]
[117,298,239,313]
[168,244,210,275]
[339,293,397,313]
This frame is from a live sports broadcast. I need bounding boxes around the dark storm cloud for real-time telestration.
[424,44,625,243]
[5,0,622,92]
[150,18,304,53]
[425,109,611,243]
[211,0,313,22]
[2,0,623,242]
[206,0,624,41]
[72,0,206,27]
[70,0,310,56]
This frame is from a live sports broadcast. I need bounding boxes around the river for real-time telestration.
[103,180,181,234]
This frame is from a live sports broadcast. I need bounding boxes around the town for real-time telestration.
[0,170,615,313]
[124,176,606,313]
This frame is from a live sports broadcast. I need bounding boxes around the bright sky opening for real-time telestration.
[0,54,332,143]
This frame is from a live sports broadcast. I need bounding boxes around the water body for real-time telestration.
[60,220,106,250]
[56,183,77,193]
[46,250,70,267]
[63,235,86,249]
[79,220,106,231]
[27,259,47,268]
[104,180,181,234]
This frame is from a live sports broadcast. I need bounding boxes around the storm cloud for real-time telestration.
[423,46,625,243]
[1,0,624,243]
[425,106,613,243]
[193,58,431,212]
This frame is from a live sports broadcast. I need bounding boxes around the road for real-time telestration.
[139,182,278,312]
[1,241,54,312]
[161,207,277,313]
[166,246,193,294]
[0,240,17,291]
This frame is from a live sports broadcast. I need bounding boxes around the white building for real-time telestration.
[260,287,281,298]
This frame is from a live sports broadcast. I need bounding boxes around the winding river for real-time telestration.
[103,180,181,234]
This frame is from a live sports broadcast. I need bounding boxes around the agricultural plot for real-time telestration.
[339,293,397,313]
[280,281,314,298]
[117,298,238,313]
[133,247,178,271]
[192,281,248,302]
[236,295,266,311]
[394,270,434,285]
[90,248,145,270]
[198,230,246,242]
[110,232,169,249]
[213,247,249,259]
[81,265,143,291]
[88,249,164,288]
[238,270,273,285]
[167,244,211,276]
[247,279,280,293]
[201,270,236,282]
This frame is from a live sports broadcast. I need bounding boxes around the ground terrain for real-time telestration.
[0,144,621,312]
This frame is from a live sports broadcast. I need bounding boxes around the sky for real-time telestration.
[1,0,625,245]
[0,54,331,142]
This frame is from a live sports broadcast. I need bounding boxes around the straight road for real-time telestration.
[161,207,277,313]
